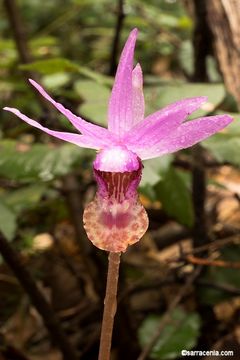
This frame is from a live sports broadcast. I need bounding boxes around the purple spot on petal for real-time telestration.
[101,210,132,229]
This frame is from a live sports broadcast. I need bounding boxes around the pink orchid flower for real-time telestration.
[4,29,232,252]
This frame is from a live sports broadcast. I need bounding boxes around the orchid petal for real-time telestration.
[124,96,207,147]
[132,115,233,160]
[132,63,145,126]
[29,79,117,146]
[108,28,138,137]
[83,164,148,252]
[3,107,104,149]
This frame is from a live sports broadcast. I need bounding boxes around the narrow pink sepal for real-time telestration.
[124,96,207,148]
[29,79,117,147]
[108,29,138,137]
[132,63,145,127]
[135,115,233,160]
[3,107,104,149]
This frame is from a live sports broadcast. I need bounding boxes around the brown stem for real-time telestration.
[192,145,210,248]
[3,0,32,64]
[0,232,78,360]
[3,0,53,114]
[192,0,212,81]
[188,0,213,249]
[98,252,121,360]
[109,0,125,76]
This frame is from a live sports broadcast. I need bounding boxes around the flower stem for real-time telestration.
[98,252,121,360]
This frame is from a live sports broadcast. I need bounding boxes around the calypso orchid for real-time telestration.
[4,29,233,253]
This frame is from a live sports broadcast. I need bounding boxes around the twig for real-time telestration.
[192,0,212,81]
[98,252,121,360]
[3,0,53,117]
[192,145,209,248]
[0,342,30,360]
[189,234,240,255]
[137,267,201,360]
[152,223,240,254]
[109,0,125,75]
[166,234,240,264]
[3,0,32,64]
[186,254,240,269]
[190,0,213,248]
[197,279,240,296]
[0,232,78,360]
[0,273,19,284]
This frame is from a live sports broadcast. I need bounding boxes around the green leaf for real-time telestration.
[154,167,194,227]
[19,58,79,74]
[203,136,240,167]
[0,200,17,241]
[76,65,113,86]
[29,36,58,48]
[206,56,222,82]
[138,307,201,360]
[141,155,173,187]
[2,184,47,214]
[42,73,71,90]
[144,82,226,118]
[178,40,194,77]
[217,115,240,135]
[0,140,90,182]
[203,116,240,167]
[75,80,110,126]
[140,155,173,201]
[19,58,112,85]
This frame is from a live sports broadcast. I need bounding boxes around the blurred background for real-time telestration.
[0,0,240,359]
